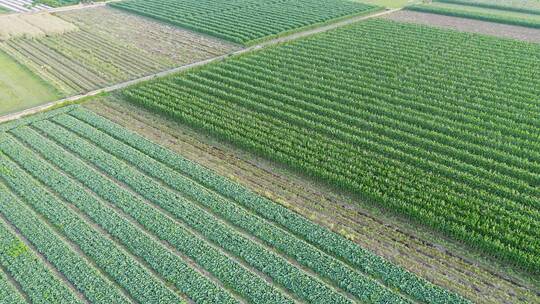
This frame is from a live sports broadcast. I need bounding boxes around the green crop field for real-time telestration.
[0,50,60,116]
[109,0,381,45]
[122,19,540,275]
[0,105,468,303]
[408,1,540,28]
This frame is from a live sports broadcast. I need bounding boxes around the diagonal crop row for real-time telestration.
[11,125,282,304]
[0,143,183,304]
[56,112,411,304]
[36,116,354,304]
[3,131,242,304]
[0,265,26,304]
[0,170,131,304]
[0,195,82,304]
[110,0,381,45]
[70,106,471,304]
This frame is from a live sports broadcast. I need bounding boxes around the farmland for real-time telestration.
[123,18,540,274]
[1,0,540,303]
[0,30,169,96]
[0,105,468,303]
[408,0,540,28]
[88,96,540,304]
[0,0,50,13]
[57,7,240,67]
[386,10,540,42]
[109,0,382,45]
[0,49,59,115]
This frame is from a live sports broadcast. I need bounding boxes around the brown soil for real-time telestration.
[384,10,540,43]
[84,95,540,304]
[0,13,77,40]
[56,6,240,66]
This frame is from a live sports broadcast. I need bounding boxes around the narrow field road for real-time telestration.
[0,8,400,124]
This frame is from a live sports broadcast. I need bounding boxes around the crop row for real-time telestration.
[14,123,290,304]
[70,106,471,304]
[0,263,25,304]
[122,19,540,273]
[0,168,131,304]
[4,131,241,304]
[110,0,380,44]
[0,191,83,304]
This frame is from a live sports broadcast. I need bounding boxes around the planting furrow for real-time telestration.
[0,264,26,304]
[6,39,96,92]
[0,148,182,304]
[0,41,84,94]
[12,126,272,304]
[70,106,471,304]
[38,116,355,304]
[0,180,131,304]
[70,31,165,74]
[0,197,83,304]
[26,122,294,304]
[4,131,239,304]
[21,39,106,89]
[59,112,417,304]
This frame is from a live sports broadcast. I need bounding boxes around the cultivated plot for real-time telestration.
[122,19,540,275]
[88,96,540,304]
[0,105,467,303]
[109,0,381,45]
[0,12,77,40]
[408,0,540,28]
[58,6,240,66]
[0,29,170,96]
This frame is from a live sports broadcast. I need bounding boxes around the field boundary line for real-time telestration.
[0,8,400,125]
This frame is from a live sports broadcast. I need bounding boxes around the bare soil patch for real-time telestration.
[384,10,540,43]
[56,6,240,66]
[0,13,77,40]
[85,95,540,304]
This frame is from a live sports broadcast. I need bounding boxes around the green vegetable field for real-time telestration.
[109,0,381,45]
[122,18,540,274]
[0,105,467,303]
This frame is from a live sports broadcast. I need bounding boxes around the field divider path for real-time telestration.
[0,8,400,124]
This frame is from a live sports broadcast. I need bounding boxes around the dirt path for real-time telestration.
[0,8,398,124]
